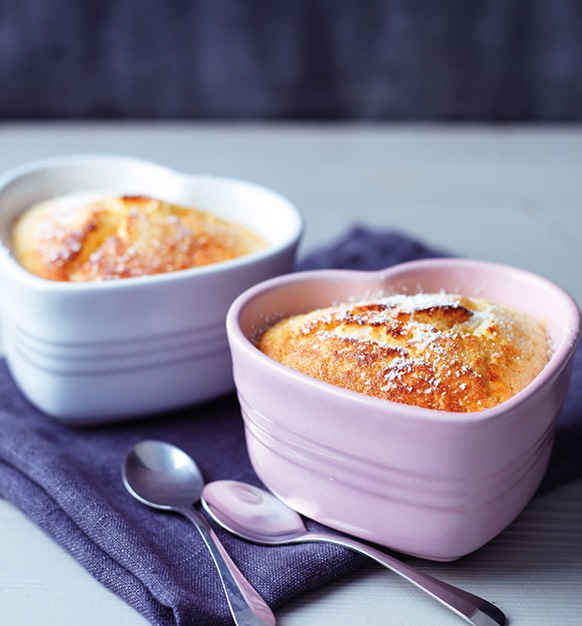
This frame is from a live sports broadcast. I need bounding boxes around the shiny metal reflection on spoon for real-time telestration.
[121,441,275,626]
[202,480,506,626]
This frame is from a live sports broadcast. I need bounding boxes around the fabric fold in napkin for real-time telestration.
[0,226,581,626]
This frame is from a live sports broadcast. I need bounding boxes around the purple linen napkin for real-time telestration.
[0,227,580,625]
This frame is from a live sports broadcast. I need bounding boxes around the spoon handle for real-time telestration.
[304,531,505,626]
[180,506,276,626]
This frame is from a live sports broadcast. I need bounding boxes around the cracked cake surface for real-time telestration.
[12,193,267,281]
[258,292,550,412]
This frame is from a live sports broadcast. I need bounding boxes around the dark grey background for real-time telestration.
[1,0,581,121]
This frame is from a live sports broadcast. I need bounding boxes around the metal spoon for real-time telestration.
[121,441,276,626]
[202,480,506,626]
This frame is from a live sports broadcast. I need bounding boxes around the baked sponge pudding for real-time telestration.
[258,293,550,412]
[12,194,267,281]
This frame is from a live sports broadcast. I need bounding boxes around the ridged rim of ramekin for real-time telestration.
[2,313,227,375]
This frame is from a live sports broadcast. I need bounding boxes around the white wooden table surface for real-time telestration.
[0,123,581,626]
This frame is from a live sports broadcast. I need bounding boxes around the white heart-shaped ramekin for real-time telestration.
[0,155,303,424]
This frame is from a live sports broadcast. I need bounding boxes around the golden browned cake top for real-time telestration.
[258,293,550,412]
[11,194,267,281]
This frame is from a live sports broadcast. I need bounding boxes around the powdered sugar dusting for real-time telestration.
[260,291,551,413]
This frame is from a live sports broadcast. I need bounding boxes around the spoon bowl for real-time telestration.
[123,440,204,510]
[206,479,307,543]
[202,480,506,626]
[122,441,275,626]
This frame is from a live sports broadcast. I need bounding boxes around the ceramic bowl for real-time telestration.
[226,258,580,561]
[0,155,303,424]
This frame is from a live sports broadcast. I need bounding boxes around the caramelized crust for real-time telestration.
[258,293,550,412]
[12,194,267,281]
